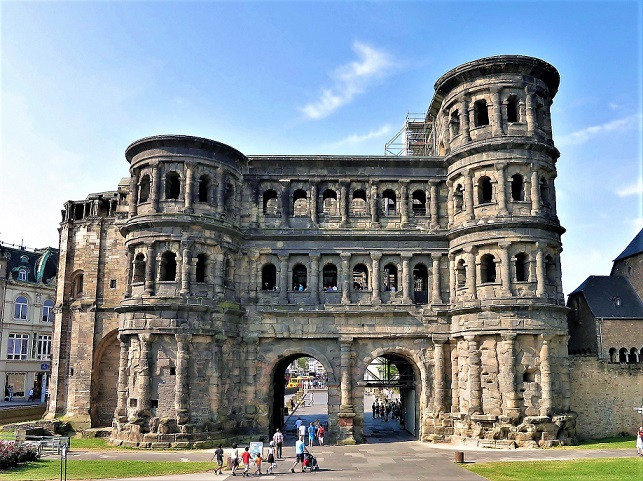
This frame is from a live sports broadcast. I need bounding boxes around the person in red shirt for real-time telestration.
[241,447,251,477]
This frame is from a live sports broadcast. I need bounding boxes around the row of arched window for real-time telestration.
[13,296,54,322]
[455,252,557,286]
[452,174,551,212]
[130,251,232,284]
[608,347,643,364]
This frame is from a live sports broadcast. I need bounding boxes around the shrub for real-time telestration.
[0,440,40,469]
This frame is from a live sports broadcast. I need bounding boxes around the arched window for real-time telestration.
[261,263,277,290]
[383,264,398,291]
[263,189,279,215]
[74,204,84,220]
[322,189,338,215]
[72,272,84,297]
[609,348,617,363]
[293,189,308,216]
[629,348,638,364]
[480,254,497,283]
[478,176,493,204]
[17,268,28,281]
[14,296,28,320]
[382,190,396,216]
[195,254,207,282]
[224,256,233,287]
[351,189,367,215]
[292,264,307,290]
[413,263,428,304]
[42,299,54,322]
[138,174,151,203]
[224,182,235,213]
[322,264,338,290]
[133,253,146,283]
[159,251,177,281]
[619,348,628,363]
[515,253,528,282]
[412,190,426,216]
[545,255,556,284]
[165,172,181,200]
[540,177,551,207]
[352,264,368,290]
[511,174,524,201]
[456,259,466,288]
[474,99,489,126]
[198,175,210,203]
[507,96,519,123]
[450,110,460,137]
[454,184,464,213]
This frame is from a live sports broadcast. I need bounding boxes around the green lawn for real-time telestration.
[464,457,641,481]
[575,435,636,449]
[0,460,215,481]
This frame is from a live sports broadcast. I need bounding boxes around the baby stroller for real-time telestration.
[303,452,320,472]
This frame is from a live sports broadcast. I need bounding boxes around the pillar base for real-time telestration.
[337,410,356,445]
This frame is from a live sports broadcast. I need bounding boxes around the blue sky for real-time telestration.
[1,1,641,295]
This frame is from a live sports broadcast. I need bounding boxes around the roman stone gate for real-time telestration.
[48,55,577,448]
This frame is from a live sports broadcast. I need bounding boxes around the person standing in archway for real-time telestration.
[317,424,325,446]
[273,428,284,459]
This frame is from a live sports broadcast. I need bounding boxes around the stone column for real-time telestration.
[369,183,379,226]
[429,181,439,229]
[183,162,194,212]
[450,339,460,413]
[370,252,381,306]
[539,335,553,417]
[495,163,508,216]
[464,170,474,221]
[114,334,129,420]
[250,181,260,228]
[144,244,155,295]
[339,338,353,409]
[310,253,320,305]
[460,97,470,141]
[530,170,541,215]
[279,255,289,305]
[525,87,536,136]
[499,242,512,297]
[465,247,477,299]
[151,162,161,212]
[175,333,191,425]
[535,243,545,296]
[432,337,447,414]
[125,247,134,298]
[280,180,290,228]
[400,182,409,227]
[215,170,226,216]
[129,170,139,217]
[401,253,413,305]
[465,335,482,414]
[340,252,351,305]
[499,333,520,419]
[340,182,349,227]
[310,181,318,224]
[491,86,503,136]
[214,251,225,298]
[249,252,259,303]
[448,253,456,304]
[180,246,191,296]
[446,180,454,227]
[550,173,558,216]
[431,253,442,304]
[138,333,153,415]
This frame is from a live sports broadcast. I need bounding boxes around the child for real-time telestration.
[254,451,263,475]
[213,443,224,475]
[317,424,325,446]
[267,441,276,474]
[231,443,240,476]
[241,446,251,477]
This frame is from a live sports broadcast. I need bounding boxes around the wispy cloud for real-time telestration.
[615,178,643,198]
[557,113,641,146]
[301,42,396,120]
[329,124,392,147]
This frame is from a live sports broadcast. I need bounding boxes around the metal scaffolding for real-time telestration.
[384,113,430,156]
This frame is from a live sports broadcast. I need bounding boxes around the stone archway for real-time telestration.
[356,346,428,441]
[90,330,120,427]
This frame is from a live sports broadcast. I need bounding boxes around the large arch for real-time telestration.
[356,345,430,441]
[90,329,120,427]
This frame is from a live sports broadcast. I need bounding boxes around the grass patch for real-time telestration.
[68,436,121,450]
[0,459,214,480]
[575,436,636,450]
[464,457,641,481]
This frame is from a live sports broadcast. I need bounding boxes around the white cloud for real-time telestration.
[300,41,396,120]
[557,113,641,147]
[615,178,643,197]
[329,124,392,147]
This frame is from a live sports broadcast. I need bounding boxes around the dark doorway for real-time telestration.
[413,264,428,305]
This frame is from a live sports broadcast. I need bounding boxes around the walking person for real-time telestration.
[298,420,307,440]
[273,428,284,459]
[230,443,240,476]
[212,444,224,475]
[267,441,276,474]
[637,426,643,456]
[253,451,263,476]
[307,422,315,447]
[290,436,308,473]
[241,446,251,477]
[317,424,325,446]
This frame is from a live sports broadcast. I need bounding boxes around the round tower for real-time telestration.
[429,56,575,444]
[112,135,247,446]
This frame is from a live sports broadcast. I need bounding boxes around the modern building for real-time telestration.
[47,55,579,447]
[0,242,58,401]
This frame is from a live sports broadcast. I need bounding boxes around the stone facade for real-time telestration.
[47,55,577,447]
